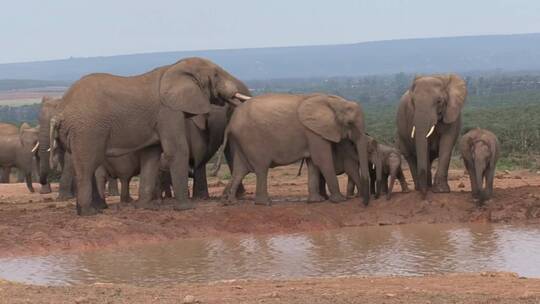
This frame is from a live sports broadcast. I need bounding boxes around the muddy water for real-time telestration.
[1,224,540,286]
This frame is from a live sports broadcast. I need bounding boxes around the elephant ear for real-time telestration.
[159,65,211,115]
[443,74,467,124]
[190,114,207,130]
[19,122,31,133]
[298,95,341,143]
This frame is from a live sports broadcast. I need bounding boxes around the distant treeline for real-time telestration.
[1,71,539,169]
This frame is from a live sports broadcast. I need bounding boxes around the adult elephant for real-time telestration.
[0,124,39,192]
[0,122,19,183]
[224,93,371,206]
[38,96,76,199]
[396,74,467,198]
[50,57,250,216]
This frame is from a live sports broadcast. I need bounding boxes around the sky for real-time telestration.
[1,0,540,64]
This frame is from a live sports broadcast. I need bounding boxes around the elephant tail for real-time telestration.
[297,158,305,177]
[209,125,231,177]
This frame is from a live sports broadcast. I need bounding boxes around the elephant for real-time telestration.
[37,96,76,199]
[364,139,409,200]
[0,123,39,192]
[396,74,467,198]
[459,128,499,205]
[223,93,371,206]
[49,57,250,216]
[0,122,19,183]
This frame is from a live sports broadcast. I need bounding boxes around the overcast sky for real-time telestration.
[1,0,539,64]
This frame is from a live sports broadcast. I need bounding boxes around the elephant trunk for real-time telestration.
[374,152,383,198]
[474,158,487,204]
[356,134,370,206]
[49,117,60,171]
[414,120,432,199]
[38,119,52,186]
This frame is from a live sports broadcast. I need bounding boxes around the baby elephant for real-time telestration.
[346,136,409,200]
[459,128,499,205]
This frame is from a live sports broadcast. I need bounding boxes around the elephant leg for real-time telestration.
[120,177,133,203]
[72,138,106,216]
[307,159,326,203]
[91,175,108,210]
[94,167,107,200]
[254,166,271,206]
[404,155,419,190]
[192,166,210,200]
[464,159,480,199]
[24,171,34,193]
[485,165,495,201]
[369,166,376,195]
[343,160,362,198]
[346,176,356,198]
[433,135,457,193]
[387,173,396,200]
[382,173,389,195]
[58,152,75,201]
[224,143,245,197]
[224,150,249,205]
[307,133,345,203]
[162,171,173,198]
[0,167,10,183]
[134,147,161,209]
[426,161,433,188]
[158,111,192,211]
[397,169,409,192]
[107,177,119,196]
[16,169,25,183]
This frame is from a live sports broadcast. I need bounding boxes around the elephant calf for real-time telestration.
[365,138,409,200]
[459,128,499,205]
[0,123,39,192]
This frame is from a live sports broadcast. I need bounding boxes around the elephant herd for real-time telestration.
[0,57,500,216]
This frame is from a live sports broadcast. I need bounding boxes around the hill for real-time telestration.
[0,33,539,82]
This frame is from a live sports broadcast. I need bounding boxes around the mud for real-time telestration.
[0,166,539,258]
[1,272,539,304]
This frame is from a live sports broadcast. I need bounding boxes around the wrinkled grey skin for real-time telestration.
[0,124,39,192]
[0,122,19,183]
[307,137,381,202]
[396,74,467,199]
[459,128,499,205]
[224,93,371,206]
[51,57,250,216]
[366,141,409,200]
[38,97,76,200]
[157,105,245,199]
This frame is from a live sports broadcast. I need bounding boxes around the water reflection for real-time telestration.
[1,224,539,286]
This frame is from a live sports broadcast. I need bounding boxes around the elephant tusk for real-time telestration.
[410,126,415,139]
[47,147,51,152]
[426,125,435,138]
[31,142,39,153]
[233,93,251,101]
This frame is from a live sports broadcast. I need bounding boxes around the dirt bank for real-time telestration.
[1,272,539,303]
[0,166,539,257]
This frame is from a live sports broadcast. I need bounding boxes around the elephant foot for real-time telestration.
[57,192,75,201]
[192,192,210,201]
[108,190,120,197]
[91,199,108,210]
[307,193,326,203]
[173,202,196,211]
[329,193,346,204]
[121,196,134,204]
[236,184,246,197]
[28,188,35,193]
[40,184,52,194]
[386,193,392,201]
[77,205,101,216]
[134,200,161,210]
[254,196,271,206]
[432,182,450,193]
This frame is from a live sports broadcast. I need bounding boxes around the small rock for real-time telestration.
[458,182,465,188]
[514,175,522,179]
[385,293,396,298]
[74,297,89,304]
[183,295,197,304]
[232,285,243,290]
[504,170,511,175]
